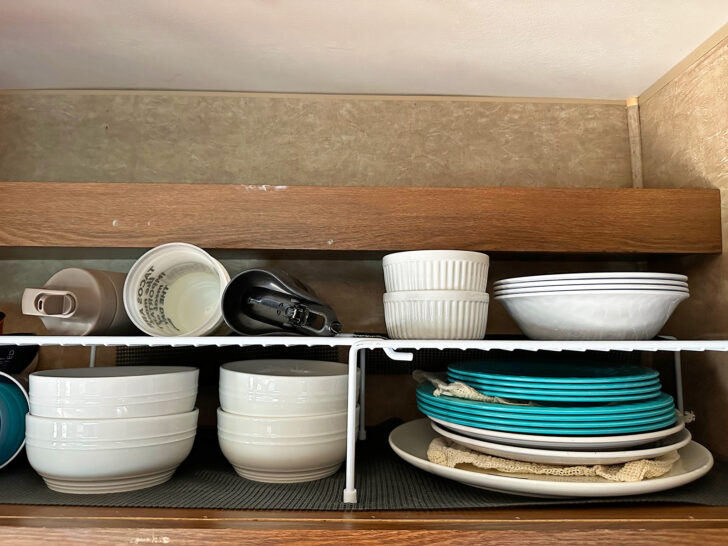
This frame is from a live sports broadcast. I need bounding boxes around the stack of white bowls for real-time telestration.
[25,366,199,494]
[382,250,490,339]
[494,272,690,340]
[218,359,358,483]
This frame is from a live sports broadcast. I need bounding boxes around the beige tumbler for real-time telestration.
[22,269,137,336]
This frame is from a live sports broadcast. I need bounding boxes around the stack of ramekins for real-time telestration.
[382,250,491,339]
[25,366,199,494]
[218,359,359,483]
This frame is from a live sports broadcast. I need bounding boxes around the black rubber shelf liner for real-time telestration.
[0,422,725,511]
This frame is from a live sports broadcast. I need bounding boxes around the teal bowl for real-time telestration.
[0,373,29,469]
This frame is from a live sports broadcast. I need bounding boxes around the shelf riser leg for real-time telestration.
[343,345,359,504]
[358,350,367,441]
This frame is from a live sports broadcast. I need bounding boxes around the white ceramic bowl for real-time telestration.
[217,407,357,483]
[495,278,688,290]
[494,283,690,295]
[219,360,357,417]
[383,250,489,292]
[26,408,199,442]
[493,272,687,286]
[25,409,198,494]
[383,290,489,340]
[29,366,199,419]
[217,406,352,437]
[495,290,689,340]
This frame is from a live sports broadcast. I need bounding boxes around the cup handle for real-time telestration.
[21,288,78,317]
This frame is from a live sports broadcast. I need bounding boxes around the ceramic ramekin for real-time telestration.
[383,290,489,340]
[383,250,489,292]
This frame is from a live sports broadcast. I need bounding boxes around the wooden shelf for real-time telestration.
[0,182,721,253]
[1,504,727,544]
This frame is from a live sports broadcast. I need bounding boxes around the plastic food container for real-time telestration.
[123,243,230,336]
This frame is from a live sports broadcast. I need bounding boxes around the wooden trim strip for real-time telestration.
[640,22,728,103]
[626,97,643,188]
[1,527,726,545]
[0,182,721,254]
[0,89,626,105]
[1,504,728,530]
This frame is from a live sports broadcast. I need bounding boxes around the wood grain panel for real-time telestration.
[1,505,728,545]
[2,528,728,545]
[0,183,721,253]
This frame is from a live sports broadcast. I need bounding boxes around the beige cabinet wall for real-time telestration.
[641,37,728,457]
[0,92,630,187]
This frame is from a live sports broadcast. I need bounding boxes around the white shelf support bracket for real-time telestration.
[674,350,684,413]
[88,345,97,368]
[659,335,684,414]
[358,350,367,441]
[343,342,363,504]
[383,347,414,362]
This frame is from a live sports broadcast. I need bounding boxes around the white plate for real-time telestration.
[429,413,685,450]
[495,278,688,289]
[494,272,687,285]
[430,421,692,465]
[494,284,689,295]
[390,419,712,498]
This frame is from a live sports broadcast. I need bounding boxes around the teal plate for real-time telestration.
[416,390,675,423]
[449,360,659,384]
[416,399,676,429]
[417,402,678,436]
[446,374,662,399]
[446,370,661,391]
[461,387,661,403]
[416,382,674,416]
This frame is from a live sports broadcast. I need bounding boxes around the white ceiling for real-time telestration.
[1,1,727,99]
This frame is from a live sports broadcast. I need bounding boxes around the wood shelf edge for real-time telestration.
[1,504,728,531]
[0,182,721,254]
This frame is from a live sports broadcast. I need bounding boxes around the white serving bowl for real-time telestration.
[25,409,198,494]
[217,407,357,483]
[495,290,689,340]
[219,359,357,417]
[383,250,489,292]
[495,278,688,290]
[494,283,689,296]
[494,272,687,286]
[383,290,489,340]
[29,366,199,419]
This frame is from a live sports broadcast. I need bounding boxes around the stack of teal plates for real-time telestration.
[447,361,661,403]
[416,360,679,438]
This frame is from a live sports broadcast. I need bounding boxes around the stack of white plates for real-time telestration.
[25,366,199,494]
[382,250,490,339]
[493,272,689,340]
[218,359,359,483]
[389,419,712,498]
